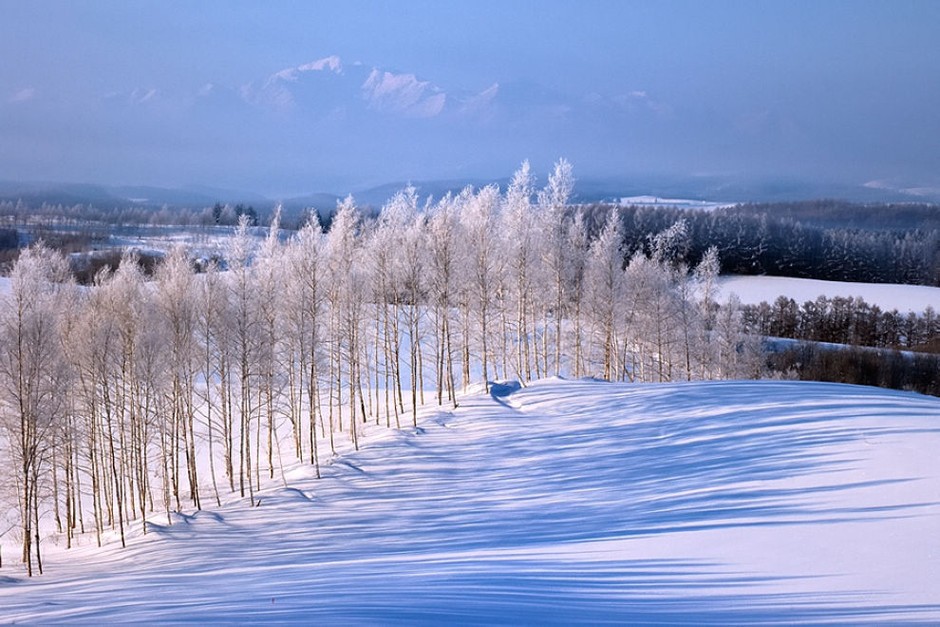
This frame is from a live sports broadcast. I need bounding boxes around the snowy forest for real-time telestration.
[0,161,765,576]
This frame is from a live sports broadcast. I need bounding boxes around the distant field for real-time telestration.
[719,275,940,313]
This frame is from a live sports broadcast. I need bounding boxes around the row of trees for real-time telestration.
[748,294,940,397]
[0,161,760,576]
[0,200,215,228]
[732,199,940,232]
[743,295,939,351]
[768,344,940,398]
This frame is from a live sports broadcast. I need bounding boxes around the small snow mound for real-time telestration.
[489,380,522,398]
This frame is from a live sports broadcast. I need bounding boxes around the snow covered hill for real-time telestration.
[2,379,939,623]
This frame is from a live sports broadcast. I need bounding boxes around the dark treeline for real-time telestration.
[769,343,940,397]
[731,199,940,231]
[69,250,165,286]
[742,295,939,352]
[0,227,19,266]
[576,201,940,287]
[741,293,940,397]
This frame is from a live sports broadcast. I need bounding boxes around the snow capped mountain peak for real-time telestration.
[361,68,446,118]
[272,56,344,83]
[298,55,343,74]
[240,57,345,110]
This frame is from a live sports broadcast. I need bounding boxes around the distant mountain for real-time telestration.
[1,172,936,217]
[0,181,122,207]
[0,181,276,210]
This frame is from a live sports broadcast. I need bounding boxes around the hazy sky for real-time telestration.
[2,1,938,195]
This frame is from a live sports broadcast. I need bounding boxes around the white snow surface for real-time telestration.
[720,275,940,313]
[2,378,939,623]
[618,196,735,211]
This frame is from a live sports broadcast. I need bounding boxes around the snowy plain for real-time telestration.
[1,378,938,623]
[719,275,940,313]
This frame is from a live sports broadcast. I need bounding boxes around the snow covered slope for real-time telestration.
[2,379,939,622]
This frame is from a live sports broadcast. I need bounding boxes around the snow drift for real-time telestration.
[1,378,938,623]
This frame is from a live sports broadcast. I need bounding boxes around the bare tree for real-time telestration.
[284,216,326,475]
[537,159,575,376]
[460,185,504,392]
[425,194,460,407]
[0,245,71,575]
[227,215,259,504]
[325,196,365,450]
[154,246,200,510]
[584,210,625,380]
[502,161,539,383]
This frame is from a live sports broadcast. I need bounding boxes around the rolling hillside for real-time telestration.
[1,378,938,622]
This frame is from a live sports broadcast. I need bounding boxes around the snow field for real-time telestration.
[1,378,938,622]
[720,274,940,313]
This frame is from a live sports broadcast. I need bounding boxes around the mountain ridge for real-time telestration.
[1,174,936,214]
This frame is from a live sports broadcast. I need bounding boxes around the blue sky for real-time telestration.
[2,1,938,196]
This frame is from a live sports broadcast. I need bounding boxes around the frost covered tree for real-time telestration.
[94,254,151,547]
[0,245,71,576]
[374,187,425,425]
[190,255,225,505]
[364,199,399,427]
[227,215,260,504]
[253,208,286,482]
[460,185,504,392]
[584,209,626,380]
[325,196,366,450]
[502,161,540,382]
[714,294,763,380]
[154,246,201,513]
[425,193,461,407]
[194,259,227,503]
[693,246,722,379]
[565,211,590,378]
[283,215,326,474]
[537,158,575,376]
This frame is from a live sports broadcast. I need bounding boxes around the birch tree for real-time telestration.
[461,185,503,392]
[584,209,625,380]
[503,161,539,382]
[154,246,200,510]
[284,215,326,474]
[0,245,71,575]
[227,215,259,504]
[537,158,575,376]
[325,196,365,450]
[425,194,460,407]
